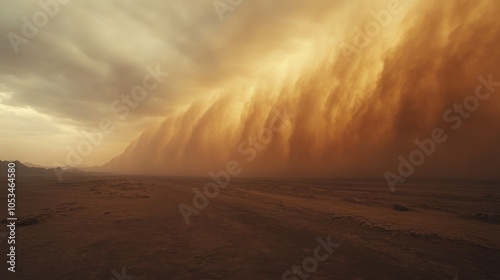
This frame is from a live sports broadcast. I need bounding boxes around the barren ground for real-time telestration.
[1,174,499,279]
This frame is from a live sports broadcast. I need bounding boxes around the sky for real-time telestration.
[1,0,500,181]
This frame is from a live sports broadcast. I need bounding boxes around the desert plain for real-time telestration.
[1,172,499,280]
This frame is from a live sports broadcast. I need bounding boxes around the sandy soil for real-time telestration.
[1,174,499,280]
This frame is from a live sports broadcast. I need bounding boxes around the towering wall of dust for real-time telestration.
[104,0,500,180]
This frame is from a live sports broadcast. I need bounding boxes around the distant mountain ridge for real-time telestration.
[0,160,85,176]
[23,162,49,168]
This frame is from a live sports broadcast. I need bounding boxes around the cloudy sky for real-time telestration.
[1,0,500,181]
[0,0,251,166]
